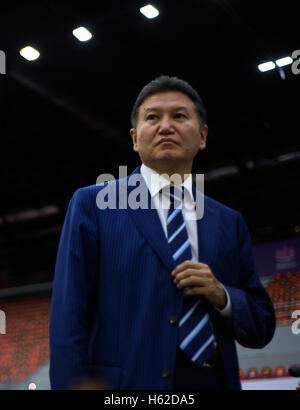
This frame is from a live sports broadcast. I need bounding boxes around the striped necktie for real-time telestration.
[167,184,216,367]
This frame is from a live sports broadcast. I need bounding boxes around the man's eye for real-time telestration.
[146,114,158,120]
[175,113,186,119]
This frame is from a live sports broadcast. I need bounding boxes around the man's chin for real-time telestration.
[151,156,188,170]
[156,150,182,161]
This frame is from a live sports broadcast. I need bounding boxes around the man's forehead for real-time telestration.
[141,91,194,110]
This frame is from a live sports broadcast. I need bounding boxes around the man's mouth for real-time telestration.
[157,138,177,145]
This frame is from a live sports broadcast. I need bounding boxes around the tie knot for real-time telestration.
[169,185,184,208]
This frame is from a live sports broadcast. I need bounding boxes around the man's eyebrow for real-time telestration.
[174,106,189,113]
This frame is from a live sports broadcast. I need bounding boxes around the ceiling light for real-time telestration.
[258,61,275,72]
[72,26,93,42]
[19,46,40,61]
[276,151,300,162]
[140,4,159,19]
[205,166,240,181]
[276,56,293,67]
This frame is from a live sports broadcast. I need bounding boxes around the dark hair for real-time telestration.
[130,75,207,128]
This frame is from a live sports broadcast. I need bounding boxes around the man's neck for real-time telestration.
[142,162,192,185]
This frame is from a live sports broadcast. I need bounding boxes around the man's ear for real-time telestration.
[198,124,208,150]
[130,128,139,152]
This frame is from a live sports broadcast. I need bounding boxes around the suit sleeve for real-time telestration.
[224,212,276,348]
[49,187,99,389]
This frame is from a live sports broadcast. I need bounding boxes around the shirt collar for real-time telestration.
[140,163,195,204]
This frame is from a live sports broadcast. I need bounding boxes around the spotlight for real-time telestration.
[72,26,93,42]
[276,56,293,67]
[258,61,275,72]
[19,46,40,61]
[140,4,159,19]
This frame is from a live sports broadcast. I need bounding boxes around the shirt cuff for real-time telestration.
[214,285,232,319]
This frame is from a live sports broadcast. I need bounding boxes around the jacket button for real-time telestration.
[237,328,247,337]
[168,315,178,324]
[161,368,170,378]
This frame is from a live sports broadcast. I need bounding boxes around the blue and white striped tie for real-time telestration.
[167,185,216,367]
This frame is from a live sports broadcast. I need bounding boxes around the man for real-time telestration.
[49,75,276,390]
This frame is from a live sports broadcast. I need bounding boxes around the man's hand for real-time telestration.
[171,261,227,310]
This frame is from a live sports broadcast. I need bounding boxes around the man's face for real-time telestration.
[130,91,208,172]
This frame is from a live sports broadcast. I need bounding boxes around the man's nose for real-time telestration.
[158,116,174,134]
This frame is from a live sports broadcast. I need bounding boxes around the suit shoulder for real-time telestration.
[74,184,103,196]
[71,179,122,207]
[73,180,118,198]
[204,194,240,219]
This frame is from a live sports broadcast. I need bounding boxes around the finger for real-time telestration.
[184,286,209,296]
[173,268,197,283]
[173,268,211,284]
[172,262,208,277]
[172,260,208,274]
[176,276,208,289]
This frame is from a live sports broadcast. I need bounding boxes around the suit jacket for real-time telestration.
[49,165,276,390]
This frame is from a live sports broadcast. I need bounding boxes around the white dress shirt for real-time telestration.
[140,163,232,317]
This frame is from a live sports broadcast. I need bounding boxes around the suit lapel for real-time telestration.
[194,184,220,278]
[120,166,175,273]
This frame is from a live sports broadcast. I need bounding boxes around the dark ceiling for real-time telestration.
[0,0,299,288]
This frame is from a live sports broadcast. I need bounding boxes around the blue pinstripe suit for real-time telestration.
[49,165,275,390]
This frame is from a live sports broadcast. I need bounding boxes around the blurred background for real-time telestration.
[0,0,299,390]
